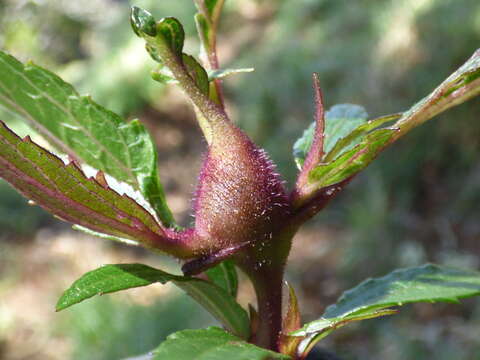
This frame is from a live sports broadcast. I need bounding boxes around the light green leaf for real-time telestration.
[56,264,250,339]
[293,104,368,169]
[305,48,480,190]
[0,50,175,227]
[208,68,255,80]
[152,327,290,360]
[205,260,238,298]
[292,264,480,352]
[0,121,167,247]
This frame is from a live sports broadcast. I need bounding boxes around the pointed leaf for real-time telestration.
[152,327,289,360]
[0,120,167,247]
[279,284,302,358]
[0,51,175,227]
[293,104,368,169]
[205,260,238,298]
[305,48,480,191]
[208,68,255,80]
[56,264,250,339]
[292,264,480,352]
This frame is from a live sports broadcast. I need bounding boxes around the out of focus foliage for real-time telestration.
[0,0,479,359]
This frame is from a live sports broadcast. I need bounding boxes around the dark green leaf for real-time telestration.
[293,104,368,168]
[56,264,250,339]
[152,327,290,360]
[205,260,238,298]
[0,51,175,227]
[0,121,167,247]
[292,264,480,351]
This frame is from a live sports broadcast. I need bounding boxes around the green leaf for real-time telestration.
[293,104,368,169]
[307,128,397,187]
[205,260,238,298]
[292,264,480,352]
[157,17,185,58]
[56,264,250,339]
[0,121,167,247]
[0,51,175,227]
[183,54,210,96]
[152,327,290,360]
[304,48,480,190]
[130,6,157,37]
[208,68,255,80]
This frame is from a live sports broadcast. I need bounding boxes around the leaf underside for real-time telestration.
[293,264,480,352]
[56,263,250,340]
[152,327,290,360]
[0,50,175,227]
[0,120,166,246]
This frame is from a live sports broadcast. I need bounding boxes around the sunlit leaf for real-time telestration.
[0,121,167,246]
[293,104,368,169]
[292,264,480,355]
[57,264,250,339]
[152,327,289,360]
[305,48,480,191]
[0,51,175,227]
[208,68,255,80]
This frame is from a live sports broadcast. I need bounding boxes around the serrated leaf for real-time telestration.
[152,327,290,360]
[293,104,368,169]
[208,68,255,80]
[292,264,480,353]
[0,121,167,247]
[304,48,480,191]
[205,260,238,298]
[56,264,250,339]
[0,51,175,227]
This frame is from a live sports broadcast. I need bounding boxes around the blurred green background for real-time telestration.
[0,0,479,359]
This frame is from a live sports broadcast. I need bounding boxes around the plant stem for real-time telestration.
[235,230,295,351]
[248,263,284,351]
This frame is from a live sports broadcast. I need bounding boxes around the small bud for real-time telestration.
[130,7,157,37]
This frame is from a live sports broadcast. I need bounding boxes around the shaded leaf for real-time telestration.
[0,120,167,247]
[152,327,290,360]
[293,104,368,169]
[56,264,250,339]
[292,264,480,353]
[0,51,175,227]
[205,260,238,298]
[183,54,210,96]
